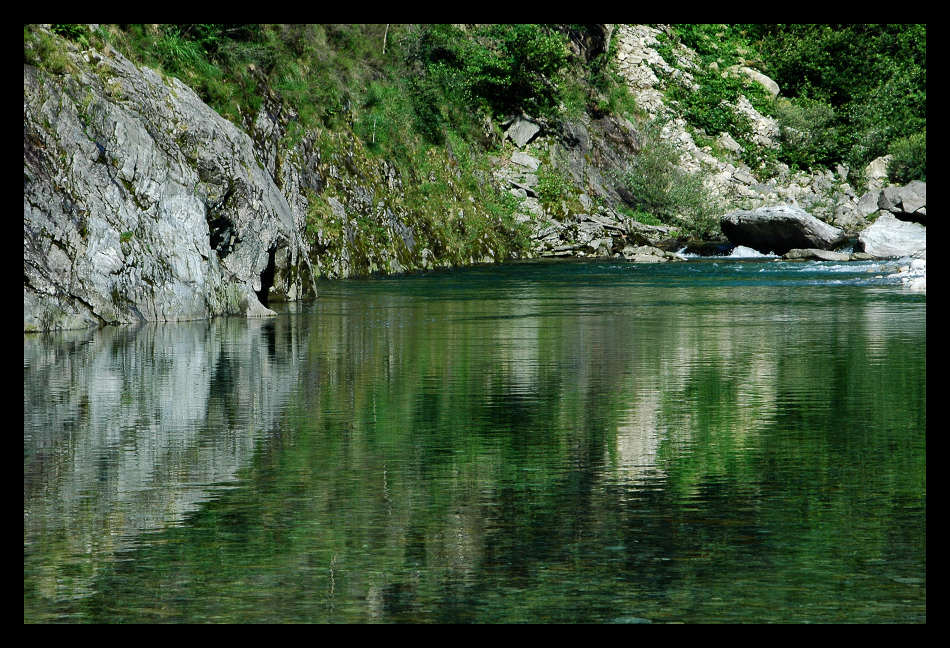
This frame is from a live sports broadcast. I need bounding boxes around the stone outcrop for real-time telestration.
[504,116,541,148]
[878,180,926,225]
[608,23,872,227]
[24,36,315,331]
[856,212,927,258]
[720,205,846,255]
[531,211,680,260]
[783,248,853,262]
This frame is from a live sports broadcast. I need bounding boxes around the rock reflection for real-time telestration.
[24,315,302,598]
[24,262,926,623]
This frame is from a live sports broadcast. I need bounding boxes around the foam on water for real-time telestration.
[724,245,777,258]
[676,245,777,259]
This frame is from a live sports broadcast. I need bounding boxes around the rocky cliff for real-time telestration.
[24,25,924,331]
[24,38,315,331]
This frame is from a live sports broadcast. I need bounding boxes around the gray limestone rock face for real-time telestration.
[720,205,846,255]
[24,40,313,331]
[856,212,927,258]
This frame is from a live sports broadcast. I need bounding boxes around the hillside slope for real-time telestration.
[24,24,925,330]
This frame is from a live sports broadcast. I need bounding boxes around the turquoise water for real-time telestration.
[24,258,926,623]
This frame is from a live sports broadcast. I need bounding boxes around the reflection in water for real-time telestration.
[24,317,302,601]
[24,260,925,623]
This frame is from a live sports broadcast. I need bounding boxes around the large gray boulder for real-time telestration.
[720,205,846,255]
[504,117,541,148]
[24,35,314,331]
[856,212,927,258]
[878,180,926,225]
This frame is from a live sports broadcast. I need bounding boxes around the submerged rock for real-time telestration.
[783,248,853,262]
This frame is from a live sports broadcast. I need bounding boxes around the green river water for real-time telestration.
[24,258,926,623]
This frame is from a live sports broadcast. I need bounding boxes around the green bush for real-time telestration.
[619,207,663,227]
[617,119,720,237]
[536,167,572,213]
[745,24,926,172]
[24,26,72,74]
[51,24,88,45]
[887,130,926,184]
[772,96,839,170]
[403,24,568,120]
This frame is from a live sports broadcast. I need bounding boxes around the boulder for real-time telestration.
[621,244,678,263]
[783,248,853,262]
[719,205,847,255]
[878,180,926,225]
[504,117,541,148]
[856,189,883,219]
[856,212,927,258]
[511,151,541,170]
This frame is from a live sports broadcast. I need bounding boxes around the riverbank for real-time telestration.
[24,25,926,330]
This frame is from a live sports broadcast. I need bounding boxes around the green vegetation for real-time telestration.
[744,24,926,182]
[887,129,926,184]
[25,23,925,262]
[654,25,778,175]
[24,25,73,75]
[770,96,838,170]
[618,207,664,227]
[616,119,720,237]
[536,166,578,217]
[654,24,926,184]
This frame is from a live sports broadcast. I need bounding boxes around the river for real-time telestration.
[24,257,926,623]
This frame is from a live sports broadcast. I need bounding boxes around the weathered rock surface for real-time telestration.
[720,205,847,255]
[878,180,926,225]
[24,38,314,331]
[864,155,893,192]
[856,212,927,258]
[504,116,541,148]
[620,244,681,263]
[547,113,643,208]
[783,248,853,262]
[531,210,679,259]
